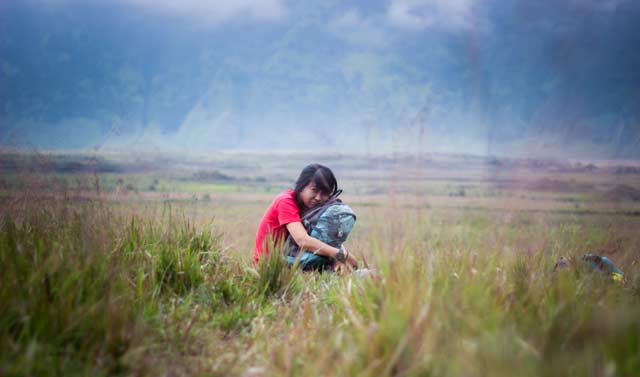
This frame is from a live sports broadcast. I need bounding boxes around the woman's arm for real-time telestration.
[286,221,358,267]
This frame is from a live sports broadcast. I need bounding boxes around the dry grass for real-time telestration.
[2,152,640,376]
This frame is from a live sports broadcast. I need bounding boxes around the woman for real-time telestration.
[254,164,358,269]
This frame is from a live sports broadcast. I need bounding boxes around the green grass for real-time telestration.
[1,191,640,376]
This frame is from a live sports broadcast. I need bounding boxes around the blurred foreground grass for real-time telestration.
[2,192,640,377]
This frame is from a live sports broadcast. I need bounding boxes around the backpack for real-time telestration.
[554,253,624,282]
[582,253,624,281]
[284,191,356,270]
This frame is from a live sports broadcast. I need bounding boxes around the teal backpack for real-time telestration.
[284,191,356,271]
[582,253,624,281]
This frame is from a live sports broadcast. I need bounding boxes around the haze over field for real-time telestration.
[1,0,639,158]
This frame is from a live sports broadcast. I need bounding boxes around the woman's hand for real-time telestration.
[335,255,358,275]
[341,245,358,269]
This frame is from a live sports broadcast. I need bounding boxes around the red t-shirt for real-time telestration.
[254,189,301,263]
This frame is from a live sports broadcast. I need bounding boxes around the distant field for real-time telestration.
[1,151,640,376]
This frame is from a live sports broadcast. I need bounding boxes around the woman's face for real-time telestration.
[299,182,329,209]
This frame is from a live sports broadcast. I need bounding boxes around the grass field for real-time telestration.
[2,151,640,376]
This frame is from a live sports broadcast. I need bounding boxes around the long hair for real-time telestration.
[293,164,338,210]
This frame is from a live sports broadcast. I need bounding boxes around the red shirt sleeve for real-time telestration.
[277,194,301,226]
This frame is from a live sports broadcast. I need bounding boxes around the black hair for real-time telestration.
[294,164,338,209]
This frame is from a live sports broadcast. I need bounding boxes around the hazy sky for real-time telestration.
[1,0,639,158]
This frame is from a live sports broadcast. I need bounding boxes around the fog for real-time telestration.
[1,0,639,159]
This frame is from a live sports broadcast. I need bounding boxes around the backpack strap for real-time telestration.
[301,197,342,225]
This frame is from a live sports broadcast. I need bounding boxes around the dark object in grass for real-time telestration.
[553,254,624,282]
[581,253,624,278]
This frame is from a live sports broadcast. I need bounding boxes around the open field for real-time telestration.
[2,151,640,376]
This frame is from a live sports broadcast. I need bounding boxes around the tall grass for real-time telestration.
[1,196,228,375]
[1,192,639,376]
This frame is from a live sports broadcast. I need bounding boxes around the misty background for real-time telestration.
[1,0,639,158]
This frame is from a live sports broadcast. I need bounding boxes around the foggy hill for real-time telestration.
[1,0,639,158]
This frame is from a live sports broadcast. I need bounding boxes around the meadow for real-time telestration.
[1,150,640,376]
